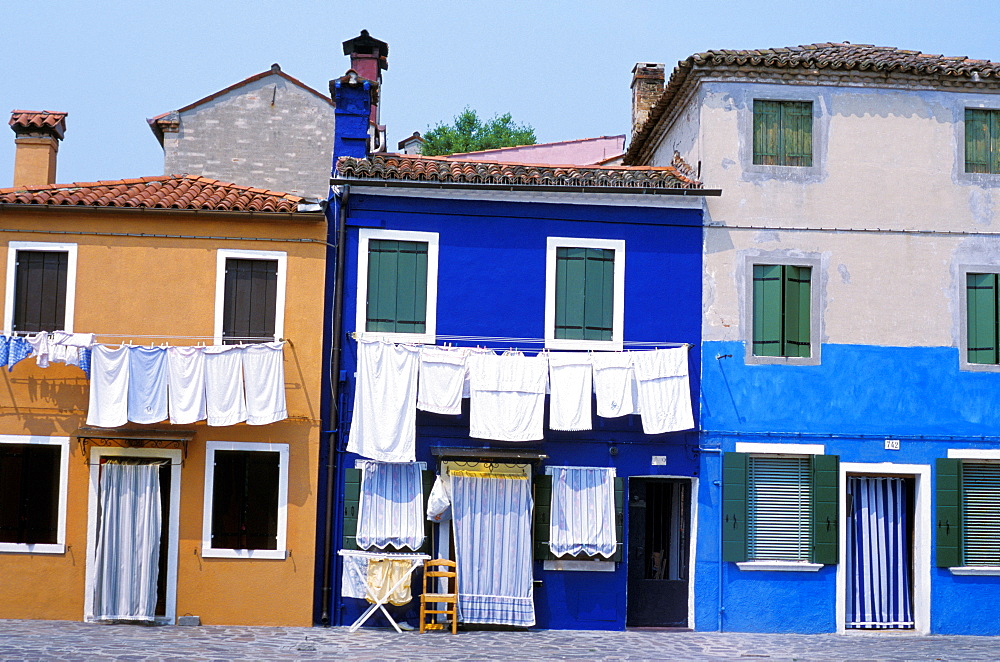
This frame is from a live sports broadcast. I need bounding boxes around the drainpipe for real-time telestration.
[319,184,349,625]
[703,445,724,632]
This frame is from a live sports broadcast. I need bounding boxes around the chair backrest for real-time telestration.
[423,558,457,594]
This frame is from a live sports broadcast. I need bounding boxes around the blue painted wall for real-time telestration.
[330,190,705,630]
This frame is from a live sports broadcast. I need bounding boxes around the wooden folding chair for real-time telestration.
[418,559,458,634]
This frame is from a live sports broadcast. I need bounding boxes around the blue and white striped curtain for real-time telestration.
[452,473,535,627]
[92,462,162,622]
[546,466,616,558]
[357,460,425,550]
[846,476,913,629]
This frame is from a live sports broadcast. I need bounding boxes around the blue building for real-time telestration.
[315,60,720,630]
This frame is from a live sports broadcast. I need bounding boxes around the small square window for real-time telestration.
[966,272,999,365]
[4,242,77,334]
[545,238,624,350]
[965,109,1000,174]
[751,264,812,359]
[0,436,68,554]
[214,250,286,345]
[753,100,813,167]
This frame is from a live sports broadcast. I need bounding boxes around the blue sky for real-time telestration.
[2,0,1000,187]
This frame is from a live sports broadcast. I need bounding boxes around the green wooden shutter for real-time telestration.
[783,101,813,167]
[584,248,614,341]
[753,100,780,165]
[613,476,625,562]
[366,240,428,334]
[966,109,992,174]
[783,266,812,358]
[534,474,553,560]
[753,265,783,356]
[342,467,362,550]
[555,247,614,341]
[722,452,749,562]
[811,454,839,564]
[935,458,962,568]
[967,273,999,364]
[418,469,435,554]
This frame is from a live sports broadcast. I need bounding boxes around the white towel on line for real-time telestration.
[127,346,169,424]
[166,346,207,425]
[347,340,420,463]
[86,345,131,428]
[631,347,694,434]
[243,342,287,425]
[591,352,640,418]
[547,353,593,431]
[205,345,247,426]
[417,346,467,415]
[468,352,548,442]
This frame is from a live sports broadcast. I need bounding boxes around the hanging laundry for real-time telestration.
[26,332,51,368]
[631,347,694,434]
[86,345,131,428]
[417,346,468,415]
[591,351,640,418]
[79,347,92,379]
[341,554,370,600]
[347,340,419,463]
[166,346,207,425]
[468,352,548,442]
[243,342,287,425]
[365,559,413,606]
[50,332,96,372]
[127,346,169,424]
[205,345,247,426]
[0,335,9,368]
[547,353,593,431]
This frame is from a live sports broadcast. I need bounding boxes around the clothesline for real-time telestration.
[2,331,289,344]
[350,331,690,351]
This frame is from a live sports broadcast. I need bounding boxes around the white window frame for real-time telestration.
[201,440,289,560]
[945,449,1000,575]
[0,435,69,554]
[4,241,78,333]
[355,229,439,344]
[545,237,625,351]
[213,249,287,345]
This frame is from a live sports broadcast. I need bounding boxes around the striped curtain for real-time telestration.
[356,460,424,550]
[92,462,162,622]
[846,476,913,629]
[546,466,616,558]
[452,474,535,627]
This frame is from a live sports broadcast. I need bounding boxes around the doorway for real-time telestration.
[626,477,691,627]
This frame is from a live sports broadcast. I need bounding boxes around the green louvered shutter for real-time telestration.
[783,266,812,358]
[555,247,614,341]
[534,474,553,560]
[342,467,362,550]
[613,476,625,562]
[966,109,993,174]
[722,452,749,562]
[967,273,999,364]
[753,101,781,165]
[811,454,839,564]
[366,240,428,334]
[936,458,962,568]
[753,265,783,356]
[783,101,813,167]
[961,462,1000,566]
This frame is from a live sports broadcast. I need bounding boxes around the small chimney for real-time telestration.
[10,110,67,187]
[631,63,665,136]
[397,132,424,155]
[342,30,388,126]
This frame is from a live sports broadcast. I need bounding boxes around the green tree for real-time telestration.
[420,108,536,156]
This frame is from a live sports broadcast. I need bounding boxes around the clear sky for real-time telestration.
[3,0,1000,188]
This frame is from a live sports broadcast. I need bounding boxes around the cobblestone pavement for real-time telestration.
[1,619,998,661]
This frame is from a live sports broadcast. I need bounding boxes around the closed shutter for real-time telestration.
[748,456,811,561]
[722,452,748,562]
[418,469,435,554]
[12,250,68,333]
[935,458,962,568]
[752,265,783,357]
[784,266,812,358]
[753,100,781,166]
[811,454,839,564]
[783,101,813,167]
[223,258,277,343]
[613,476,625,562]
[961,462,1000,566]
[966,273,999,364]
[555,247,614,341]
[366,240,428,334]
[965,109,996,174]
[533,473,553,560]
[342,467,361,550]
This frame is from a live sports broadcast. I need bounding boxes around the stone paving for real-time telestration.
[1,619,998,661]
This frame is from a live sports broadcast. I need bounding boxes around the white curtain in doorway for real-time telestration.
[451,473,534,627]
[92,462,162,622]
[846,476,913,629]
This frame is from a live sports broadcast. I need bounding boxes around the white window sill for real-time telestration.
[355,331,436,345]
[949,566,1000,576]
[543,559,616,572]
[201,548,288,560]
[737,560,823,572]
[0,542,65,554]
[544,338,623,352]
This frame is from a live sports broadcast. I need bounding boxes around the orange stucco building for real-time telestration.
[0,155,326,626]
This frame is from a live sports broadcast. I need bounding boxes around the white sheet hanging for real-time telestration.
[166,346,207,425]
[468,352,548,442]
[242,342,287,425]
[417,346,467,415]
[631,347,694,434]
[356,460,425,550]
[127,346,169,424]
[347,340,420,463]
[547,353,592,431]
[204,345,247,426]
[591,352,640,418]
[86,345,131,428]
[26,332,51,368]
[546,466,617,558]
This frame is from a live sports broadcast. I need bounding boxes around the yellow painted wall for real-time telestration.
[0,207,326,625]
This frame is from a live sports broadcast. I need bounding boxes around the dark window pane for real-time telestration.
[223,259,278,344]
[0,444,61,544]
[13,251,68,333]
[211,450,280,551]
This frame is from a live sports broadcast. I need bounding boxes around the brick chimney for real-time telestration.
[10,110,67,187]
[631,63,665,136]
[341,30,388,126]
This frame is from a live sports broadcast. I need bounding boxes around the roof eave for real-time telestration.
[331,176,719,196]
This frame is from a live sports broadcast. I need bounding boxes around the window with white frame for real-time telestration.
[214,249,286,345]
[0,435,69,553]
[545,237,625,351]
[202,441,288,559]
[4,241,77,333]
[355,229,439,344]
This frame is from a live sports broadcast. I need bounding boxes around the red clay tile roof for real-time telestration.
[625,42,1000,164]
[0,175,310,213]
[336,154,702,189]
[9,110,68,139]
